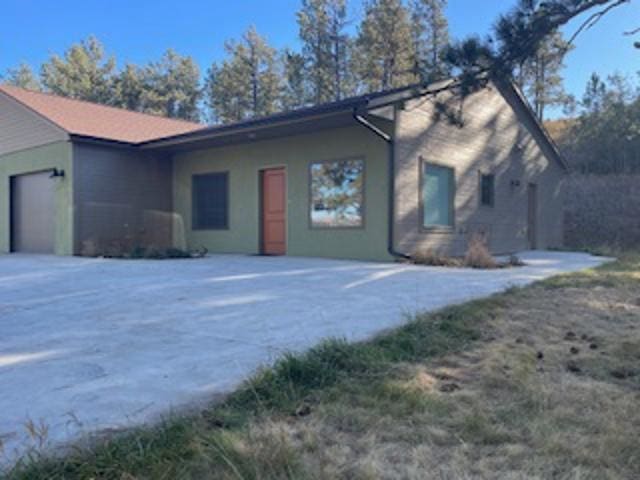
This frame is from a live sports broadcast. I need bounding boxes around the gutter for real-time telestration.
[352,108,411,261]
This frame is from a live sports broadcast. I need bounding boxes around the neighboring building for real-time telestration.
[0,80,566,261]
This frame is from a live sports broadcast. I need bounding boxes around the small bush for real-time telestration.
[464,233,497,269]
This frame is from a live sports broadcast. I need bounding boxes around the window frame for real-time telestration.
[479,172,496,208]
[192,171,230,231]
[419,159,456,232]
[308,156,366,230]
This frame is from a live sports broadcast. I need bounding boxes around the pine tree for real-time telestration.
[581,73,608,114]
[205,26,280,123]
[410,0,450,82]
[354,0,415,92]
[297,0,352,103]
[141,49,201,121]
[41,36,116,104]
[3,63,41,90]
[281,49,308,110]
[517,30,573,121]
[112,64,144,111]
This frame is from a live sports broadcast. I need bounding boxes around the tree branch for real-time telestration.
[567,0,631,47]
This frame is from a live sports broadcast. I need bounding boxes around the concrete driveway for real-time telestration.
[0,251,607,462]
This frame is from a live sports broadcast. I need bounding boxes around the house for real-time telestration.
[0,79,566,261]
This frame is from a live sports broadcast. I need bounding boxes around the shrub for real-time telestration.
[464,233,498,269]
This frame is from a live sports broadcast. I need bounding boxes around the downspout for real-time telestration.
[352,107,411,260]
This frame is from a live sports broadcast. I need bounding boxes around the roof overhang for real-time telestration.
[140,109,358,153]
[139,80,454,153]
[69,133,138,149]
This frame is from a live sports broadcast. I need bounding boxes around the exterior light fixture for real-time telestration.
[50,168,65,179]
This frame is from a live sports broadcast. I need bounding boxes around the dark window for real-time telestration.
[192,172,229,230]
[480,174,495,207]
[422,163,454,228]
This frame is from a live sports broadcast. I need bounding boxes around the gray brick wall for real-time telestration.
[394,82,566,257]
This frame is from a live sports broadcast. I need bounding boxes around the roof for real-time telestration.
[0,84,204,144]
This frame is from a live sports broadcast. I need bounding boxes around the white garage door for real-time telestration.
[11,171,55,253]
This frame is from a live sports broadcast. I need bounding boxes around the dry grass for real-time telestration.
[410,248,463,267]
[7,253,640,479]
[464,232,497,269]
[412,233,523,269]
[274,255,640,479]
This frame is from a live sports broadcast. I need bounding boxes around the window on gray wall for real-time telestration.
[422,163,454,228]
[480,173,495,207]
[192,172,229,230]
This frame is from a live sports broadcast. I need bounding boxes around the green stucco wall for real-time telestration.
[173,125,392,261]
[0,141,74,255]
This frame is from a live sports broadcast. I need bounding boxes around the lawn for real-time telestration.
[6,253,640,479]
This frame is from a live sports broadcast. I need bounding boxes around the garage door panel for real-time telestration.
[11,172,55,254]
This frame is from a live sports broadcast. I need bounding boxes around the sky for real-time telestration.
[1,0,638,118]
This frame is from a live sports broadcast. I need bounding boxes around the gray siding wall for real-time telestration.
[0,92,68,156]
[73,143,173,253]
[394,82,566,256]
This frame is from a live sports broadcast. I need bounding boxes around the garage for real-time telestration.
[11,171,55,253]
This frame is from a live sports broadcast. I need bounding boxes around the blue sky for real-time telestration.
[1,0,638,117]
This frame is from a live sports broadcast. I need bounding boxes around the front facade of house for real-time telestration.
[0,80,566,261]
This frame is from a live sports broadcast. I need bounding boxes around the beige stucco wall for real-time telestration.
[172,125,392,261]
[394,82,566,256]
[0,141,74,255]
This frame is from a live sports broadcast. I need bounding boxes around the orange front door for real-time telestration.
[261,168,286,255]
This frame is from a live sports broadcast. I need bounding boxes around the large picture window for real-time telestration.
[310,158,364,228]
[192,172,229,230]
[422,163,454,228]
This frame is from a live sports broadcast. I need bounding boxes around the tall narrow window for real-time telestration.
[480,173,495,207]
[192,172,229,230]
[310,158,364,228]
[422,163,454,228]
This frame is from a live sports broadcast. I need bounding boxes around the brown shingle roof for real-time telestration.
[0,84,204,144]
